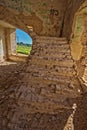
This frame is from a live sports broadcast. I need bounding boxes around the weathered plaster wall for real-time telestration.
[70,14,84,61]
[69,1,87,93]
[63,0,85,39]
[0,0,67,37]
[76,16,87,92]
[0,0,86,38]
[70,42,83,61]
[70,1,87,61]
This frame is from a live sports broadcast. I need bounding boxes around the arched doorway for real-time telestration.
[16,28,32,56]
[0,3,41,63]
[0,20,33,63]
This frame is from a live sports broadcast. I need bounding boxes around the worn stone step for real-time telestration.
[32,49,71,55]
[12,100,71,114]
[31,50,72,59]
[23,74,72,84]
[36,37,67,44]
[36,40,68,46]
[32,55,72,61]
[24,73,73,80]
[16,86,78,108]
[26,64,74,71]
[20,75,70,88]
[31,58,74,67]
[26,67,74,75]
[36,36,66,41]
[33,48,70,54]
[25,68,75,77]
[34,43,69,48]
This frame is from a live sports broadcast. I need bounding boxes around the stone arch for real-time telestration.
[0,4,42,61]
[0,4,43,37]
[70,0,87,93]
[0,19,35,61]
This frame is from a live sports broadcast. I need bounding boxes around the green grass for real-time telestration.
[16,45,32,55]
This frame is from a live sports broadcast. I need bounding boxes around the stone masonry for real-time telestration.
[0,0,87,130]
[0,36,82,130]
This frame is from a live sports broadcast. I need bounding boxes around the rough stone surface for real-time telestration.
[0,0,87,130]
[0,36,84,130]
[0,0,85,38]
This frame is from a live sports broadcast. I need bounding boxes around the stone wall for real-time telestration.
[0,0,86,39]
[76,15,87,93]
[70,3,87,93]
[0,0,67,37]
[63,0,85,39]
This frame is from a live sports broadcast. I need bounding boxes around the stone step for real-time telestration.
[36,36,67,44]
[23,74,72,84]
[32,55,72,61]
[32,48,71,55]
[26,65,74,74]
[24,73,73,81]
[36,41,68,46]
[25,68,74,78]
[32,51,72,57]
[34,43,69,48]
[17,84,78,106]
[20,74,70,87]
[36,36,67,41]
[26,63,74,69]
[31,47,71,55]
[12,100,71,114]
[31,58,74,67]
[31,74,72,81]
[25,68,74,77]
[17,77,79,100]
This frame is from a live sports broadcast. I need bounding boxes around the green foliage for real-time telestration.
[17,42,32,47]
[16,44,32,55]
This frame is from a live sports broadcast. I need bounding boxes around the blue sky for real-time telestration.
[16,29,32,44]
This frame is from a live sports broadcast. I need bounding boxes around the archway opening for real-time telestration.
[16,28,32,56]
[0,20,33,63]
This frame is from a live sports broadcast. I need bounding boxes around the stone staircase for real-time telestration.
[1,36,82,130]
[17,36,81,110]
